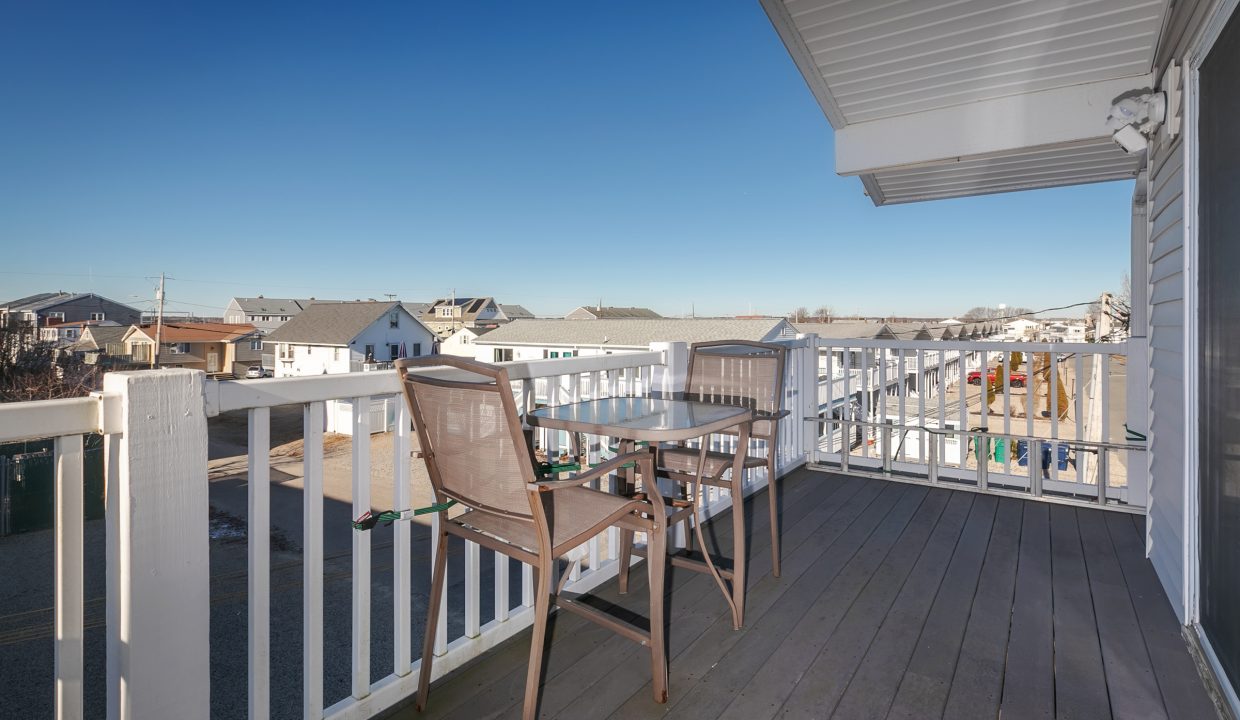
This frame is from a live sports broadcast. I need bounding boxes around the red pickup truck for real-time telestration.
[967,370,1027,387]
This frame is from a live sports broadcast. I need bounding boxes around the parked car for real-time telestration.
[244,366,270,379]
[967,369,1027,387]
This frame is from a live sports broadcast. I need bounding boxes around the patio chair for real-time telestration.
[625,340,786,628]
[395,356,669,719]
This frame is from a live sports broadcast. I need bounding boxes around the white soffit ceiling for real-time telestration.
[865,138,1141,204]
[762,0,1170,204]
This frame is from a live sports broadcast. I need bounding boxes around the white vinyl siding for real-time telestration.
[1146,87,1187,623]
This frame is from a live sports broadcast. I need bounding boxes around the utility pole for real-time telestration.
[152,273,165,369]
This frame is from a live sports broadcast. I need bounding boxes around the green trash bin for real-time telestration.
[992,437,1005,462]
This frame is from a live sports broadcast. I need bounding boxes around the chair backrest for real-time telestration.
[684,340,786,439]
[395,356,537,519]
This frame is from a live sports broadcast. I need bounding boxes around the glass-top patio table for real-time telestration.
[528,397,756,627]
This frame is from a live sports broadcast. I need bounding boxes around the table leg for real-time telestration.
[617,438,634,594]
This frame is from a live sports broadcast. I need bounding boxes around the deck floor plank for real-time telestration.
[392,471,1216,720]
[1049,505,1111,719]
[773,485,967,713]
[1106,512,1219,720]
[942,496,1026,718]
[1077,508,1167,720]
[835,493,995,720]
[652,484,925,720]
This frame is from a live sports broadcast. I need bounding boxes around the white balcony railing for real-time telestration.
[0,338,818,720]
[0,333,1141,719]
[806,337,1146,512]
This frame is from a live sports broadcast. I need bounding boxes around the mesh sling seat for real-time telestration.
[395,356,669,719]
[621,340,787,629]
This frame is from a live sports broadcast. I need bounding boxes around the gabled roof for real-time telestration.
[568,306,663,320]
[229,297,317,315]
[72,325,130,351]
[126,322,258,344]
[402,301,432,316]
[0,292,137,314]
[474,318,795,348]
[793,321,890,340]
[424,297,498,320]
[500,304,535,320]
[266,302,421,345]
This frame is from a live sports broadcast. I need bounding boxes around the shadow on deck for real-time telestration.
[396,467,1217,720]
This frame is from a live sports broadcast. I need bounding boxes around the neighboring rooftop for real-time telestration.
[566,305,663,320]
[500,304,535,320]
[228,297,319,315]
[474,318,795,348]
[128,322,258,344]
[266,302,408,345]
[793,321,891,340]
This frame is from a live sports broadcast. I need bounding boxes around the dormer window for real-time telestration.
[438,307,454,318]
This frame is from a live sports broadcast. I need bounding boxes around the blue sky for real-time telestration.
[0,1,1133,319]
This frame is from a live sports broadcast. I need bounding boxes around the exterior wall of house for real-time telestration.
[272,344,351,378]
[224,300,300,335]
[230,337,265,375]
[473,343,622,364]
[37,296,141,327]
[440,330,480,357]
[1144,0,1222,624]
[349,317,434,367]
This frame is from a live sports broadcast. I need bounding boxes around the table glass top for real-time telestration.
[528,397,751,437]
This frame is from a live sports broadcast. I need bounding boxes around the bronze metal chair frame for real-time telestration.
[395,356,668,719]
[624,340,788,629]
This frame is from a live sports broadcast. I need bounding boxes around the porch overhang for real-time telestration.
[760,0,1170,205]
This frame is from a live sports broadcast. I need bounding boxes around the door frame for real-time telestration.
[1185,0,1240,714]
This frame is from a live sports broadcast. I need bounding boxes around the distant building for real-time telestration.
[223,297,326,336]
[565,305,662,320]
[472,318,796,363]
[421,297,505,337]
[500,304,535,321]
[0,292,141,329]
[39,319,121,348]
[122,322,260,375]
[264,301,436,434]
[440,325,496,358]
[68,325,131,364]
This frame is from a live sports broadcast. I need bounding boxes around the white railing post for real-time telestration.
[649,341,688,398]
[103,369,211,720]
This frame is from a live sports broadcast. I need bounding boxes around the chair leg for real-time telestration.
[768,457,780,578]
[416,528,449,712]
[730,474,746,630]
[522,570,554,720]
[648,518,669,703]
[617,528,634,594]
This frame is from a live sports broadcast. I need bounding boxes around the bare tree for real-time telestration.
[812,305,833,323]
[0,320,98,403]
[962,305,1034,322]
[789,307,809,323]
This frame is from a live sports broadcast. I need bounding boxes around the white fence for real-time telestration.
[807,337,1146,511]
[1,339,817,720]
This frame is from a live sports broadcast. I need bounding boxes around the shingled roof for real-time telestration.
[265,302,410,345]
[474,318,795,348]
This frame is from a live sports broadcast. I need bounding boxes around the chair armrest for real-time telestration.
[753,409,790,422]
[527,450,651,492]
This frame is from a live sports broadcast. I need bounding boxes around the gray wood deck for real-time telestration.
[398,468,1217,720]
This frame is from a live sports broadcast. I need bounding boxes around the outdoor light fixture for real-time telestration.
[1106,89,1168,155]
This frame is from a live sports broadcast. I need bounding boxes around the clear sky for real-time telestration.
[0,1,1133,319]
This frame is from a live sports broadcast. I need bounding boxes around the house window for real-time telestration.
[389,344,400,360]
[280,316,289,321]
[389,311,400,328]
[250,339,262,350]
[334,347,341,361]
[364,344,375,361]
[494,348,513,362]
[438,307,454,318]
[45,311,65,324]
[248,315,257,321]
[549,351,560,358]
[90,312,105,321]
[261,315,270,322]
[413,343,421,356]
[279,343,292,360]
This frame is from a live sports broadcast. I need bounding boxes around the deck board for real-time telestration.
[392,470,1217,720]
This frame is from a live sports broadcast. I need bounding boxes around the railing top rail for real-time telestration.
[0,396,110,443]
[206,349,666,415]
[809,415,1147,453]
[807,337,1128,354]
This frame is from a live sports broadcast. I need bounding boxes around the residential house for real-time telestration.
[564,305,663,320]
[499,304,535,321]
[1002,318,1042,341]
[39,320,121,348]
[440,325,495,358]
[421,297,505,337]
[0,292,141,329]
[264,302,435,434]
[67,325,131,365]
[122,322,260,375]
[473,318,797,363]
[223,297,324,335]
